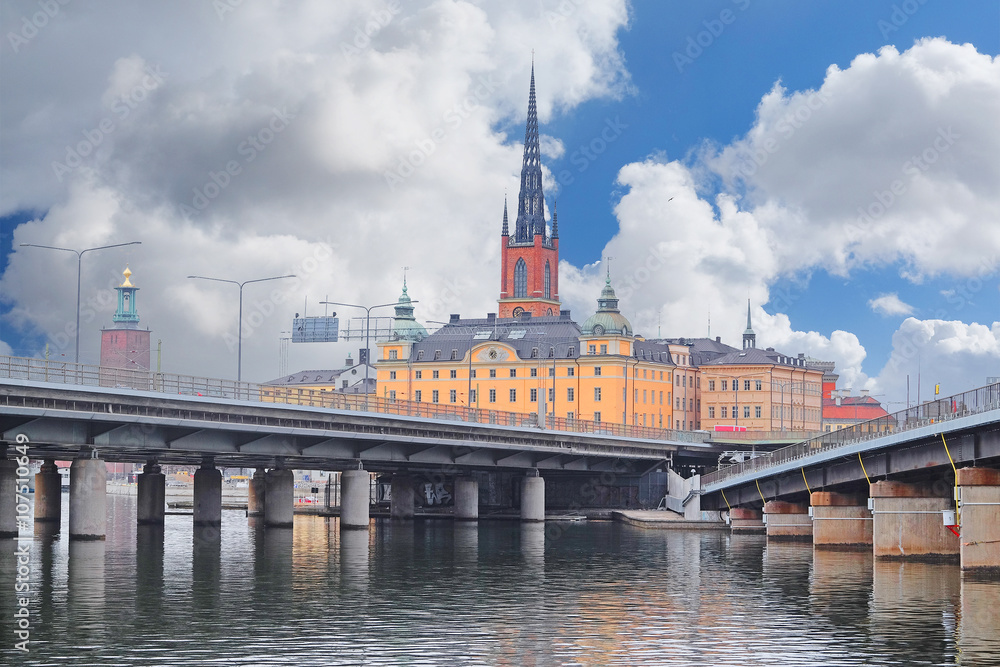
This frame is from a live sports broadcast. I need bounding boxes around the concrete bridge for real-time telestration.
[696,381,1000,571]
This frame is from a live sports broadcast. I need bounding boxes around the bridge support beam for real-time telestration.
[137,461,165,525]
[341,469,370,530]
[0,453,16,538]
[957,467,1000,571]
[264,468,294,528]
[455,476,479,521]
[390,475,415,520]
[764,500,812,541]
[811,492,872,548]
[729,507,765,534]
[248,467,265,517]
[520,474,545,522]
[193,458,222,527]
[69,453,107,540]
[34,459,62,528]
[871,480,957,560]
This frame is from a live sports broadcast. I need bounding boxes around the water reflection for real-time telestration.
[958,575,1000,666]
[67,541,106,647]
[339,523,370,591]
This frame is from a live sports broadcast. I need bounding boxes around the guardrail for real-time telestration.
[0,355,710,445]
[701,382,1000,487]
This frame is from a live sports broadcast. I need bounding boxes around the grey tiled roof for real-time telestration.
[412,315,582,362]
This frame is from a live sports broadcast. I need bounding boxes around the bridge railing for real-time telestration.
[0,355,709,445]
[701,381,1000,487]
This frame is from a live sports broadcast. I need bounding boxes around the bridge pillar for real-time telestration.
[454,476,479,521]
[0,452,16,538]
[193,458,222,527]
[340,468,370,530]
[34,459,62,528]
[264,468,294,528]
[811,491,872,548]
[957,467,1000,571]
[764,500,812,540]
[390,475,415,520]
[69,452,107,540]
[248,467,266,517]
[137,461,165,526]
[871,480,957,560]
[729,507,765,534]
[520,473,545,522]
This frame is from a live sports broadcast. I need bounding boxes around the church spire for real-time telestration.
[501,197,509,236]
[743,299,756,349]
[552,199,558,238]
[513,61,544,242]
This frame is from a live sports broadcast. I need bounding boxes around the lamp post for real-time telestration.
[321,301,402,394]
[20,241,142,364]
[188,274,296,382]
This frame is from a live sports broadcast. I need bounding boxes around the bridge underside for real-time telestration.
[703,427,1000,510]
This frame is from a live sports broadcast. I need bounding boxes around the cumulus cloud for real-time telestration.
[868,293,915,316]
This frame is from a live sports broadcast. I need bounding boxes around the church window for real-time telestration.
[544,261,551,298]
[514,258,527,297]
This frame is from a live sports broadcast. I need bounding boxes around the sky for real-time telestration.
[1,0,998,410]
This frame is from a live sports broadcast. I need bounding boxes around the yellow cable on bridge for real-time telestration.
[800,467,812,496]
[858,452,871,486]
[941,433,960,527]
[755,478,766,505]
[720,488,732,510]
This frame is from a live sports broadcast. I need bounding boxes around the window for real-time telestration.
[530,388,538,402]
[643,389,647,404]
[450,370,457,379]
[721,406,727,418]
[415,371,422,379]
[600,344,607,354]
[471,370,477,379]
[510,369,517,378]
[489,369,496,378]
[342,380,348,388]
[721,380,727,391]
[451,349,458,360]
[417,350,424,360]
[548,388,554,402]
[514,258,527,298]
[489,389,496,403]
[594,411,601,423]
[660,371,664,380]
[530,368,537,377]
[434,350,441,360]
[567,387,575,402]
[548,367,555,377]
[433,370,439,379]
[732,405,737,418]
[568,346,575,357]
[567,411,575,420]
[708,380,715,391]
[634,389,638,402]
[389,350,398,360]
[549,347,555,358]
[744,379,751,391]
[755,380,762,391]
[544,261,551,299]
[676,398,680,409]
[683,376,687,388]
[744,405,750,419]
[690,398,694,410]
[594,387,602,401]
[432,390,439,403]
[755,405,761,418]
[390,390,396,401]
[708,406,715,418]
[470,389,477,403]
[659,391,663,405]
[415,390,422,402]
[450,390,457,403]
[594,367,602,376]
[588,345,596,355]
[509,388,517,402]
[531,347,539,358]
[389,371,397,380]
[567,367,575,377]
[676,375,680,386]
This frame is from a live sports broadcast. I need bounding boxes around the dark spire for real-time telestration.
[552,199,558,239]
[743,299,756,349]
[501,197,509,236]
[514,62,545,242]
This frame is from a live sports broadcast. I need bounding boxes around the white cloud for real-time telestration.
[868,293,915,316]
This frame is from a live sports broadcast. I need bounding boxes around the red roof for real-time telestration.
[823,395,889,420]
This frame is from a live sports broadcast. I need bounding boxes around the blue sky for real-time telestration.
[1,0,998,404]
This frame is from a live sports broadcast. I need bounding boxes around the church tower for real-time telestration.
[743,299,756,350]
[498,63,560,318]
[100,265,151,378]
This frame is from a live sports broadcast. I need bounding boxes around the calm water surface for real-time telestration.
[1,494,998,666]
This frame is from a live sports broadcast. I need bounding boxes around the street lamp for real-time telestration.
[321,301,403,393]
[20,241,142,363]
[188,274,296,381]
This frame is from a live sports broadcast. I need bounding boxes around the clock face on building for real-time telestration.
[512,307,524,317]
[488,348,499,360]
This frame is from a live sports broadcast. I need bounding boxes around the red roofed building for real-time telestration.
[823,390,891,432]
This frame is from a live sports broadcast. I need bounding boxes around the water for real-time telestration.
[2,495,998,666]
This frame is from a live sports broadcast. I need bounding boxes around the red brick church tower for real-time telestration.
[100,265,151,380]
[498,64,560,318]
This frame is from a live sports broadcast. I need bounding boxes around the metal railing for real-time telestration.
[0,355,710,445]
[702,382,1000,487]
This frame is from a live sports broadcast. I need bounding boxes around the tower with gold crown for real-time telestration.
[100,265,151,382]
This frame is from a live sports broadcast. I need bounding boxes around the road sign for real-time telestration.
[292,316,340,343]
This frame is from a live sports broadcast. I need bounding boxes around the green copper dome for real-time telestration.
[391,281,427,342]
[581,276,632,337]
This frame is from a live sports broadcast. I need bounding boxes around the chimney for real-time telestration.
[449,313,461,323]
[560,309,571,320]
[860,389,870,398]
[486,313,496,322]
[520,312,532,320]
[345,355,353,367]
[716,336,721,343]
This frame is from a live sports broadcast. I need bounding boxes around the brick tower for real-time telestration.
[100,265,151,378]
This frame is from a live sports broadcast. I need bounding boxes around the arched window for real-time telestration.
[544,261,551,299]
[514,258,527,297]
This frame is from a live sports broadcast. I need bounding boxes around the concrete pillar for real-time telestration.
[957,467,1000,571]
[763,500,812,541]
[0,456,16,538]
[811,491,872,548]
[136,461,165,526]
[729,507,765,534]
[264,468,294,528]
[248,467,266,517]
[390,475,415,520]
[68,454,107,540]
[520,474,545,522]
[871,480,958,560]
[34,459,62,527]
[193,459,222,527]
[340,469,370,530]
[454,476,479,521]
